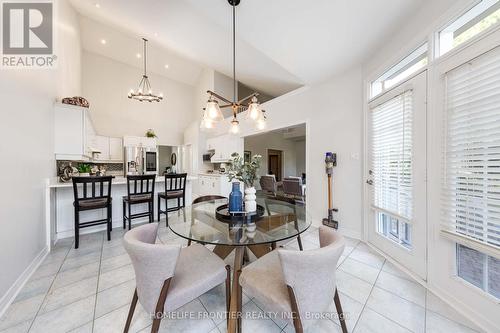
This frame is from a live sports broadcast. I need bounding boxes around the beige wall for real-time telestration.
[82,51,195,146]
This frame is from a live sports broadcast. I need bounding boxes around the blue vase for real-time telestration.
[229,182,243,213]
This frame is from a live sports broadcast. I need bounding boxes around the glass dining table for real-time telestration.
[168,194,312,333]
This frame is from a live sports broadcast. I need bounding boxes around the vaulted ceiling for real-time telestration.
[70,0,425,96]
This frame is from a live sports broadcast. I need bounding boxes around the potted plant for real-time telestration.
[77,164,92,176]
[145,129,157,138]
[227,152,262,213]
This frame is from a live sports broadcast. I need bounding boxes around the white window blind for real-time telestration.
[442,47,500,254]
[371,91,413,221]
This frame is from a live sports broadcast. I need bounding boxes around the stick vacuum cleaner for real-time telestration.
[322,152,339,229]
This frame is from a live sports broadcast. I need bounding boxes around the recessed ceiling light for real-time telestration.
[94,3,100,8]
[100,39,106,45]
[136,53,142,58]
[164,64,169,69]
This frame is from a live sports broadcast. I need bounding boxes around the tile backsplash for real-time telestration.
[56,160,123,176]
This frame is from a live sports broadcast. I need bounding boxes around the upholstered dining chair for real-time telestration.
[282,177,305,200]
[188,195,227,246]
[260,175,278,196]
[239,226,347,333]
[123,224,231,333]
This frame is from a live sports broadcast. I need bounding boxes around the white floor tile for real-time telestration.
[366,287,425,333]
[339,257,381,284]
[0,320,31,333]
[30,295,96,333]
[67,321,93,333]
[60,251,101,272]
[426,310,481,333]
[52,261,99,290]
[354,307,412,333]
[197,284,230,325]
[98,264,135,292]
[159,299,216,333]
[0,295,44,331]
[330,292,364,331]
[375,271,426,307]
[95,279,136,318]
[13,275,54,303]
[335,270,374,304]
[93,303,151,333]
[381,260,414,281]
[39,276,97,314]
[100,253,131,273]
[348,245,385,269]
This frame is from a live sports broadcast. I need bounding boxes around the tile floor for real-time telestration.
[0,222,485,333]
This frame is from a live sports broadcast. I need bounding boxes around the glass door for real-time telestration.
[366,71,427,280]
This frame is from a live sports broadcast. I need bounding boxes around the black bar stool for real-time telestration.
[123,175,156,230]
[72,176,113,249]
[157,173,187,226]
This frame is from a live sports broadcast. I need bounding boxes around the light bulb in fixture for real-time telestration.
[246,96,262,120]
[95,3,100,8]
[200,118,214,130]
[229,118,240,135]
[256,117,266,130]
[136,53,141,58]
[205,97,223,121]
[100,39,106,45]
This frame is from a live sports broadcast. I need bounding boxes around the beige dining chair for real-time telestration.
[239,226,347,333]
[260,175,278,196]
[123,223,231,333]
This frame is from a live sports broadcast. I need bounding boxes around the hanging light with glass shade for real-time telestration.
[128,38,163,102]
[200,0,268,133]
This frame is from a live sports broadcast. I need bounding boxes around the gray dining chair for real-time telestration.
[239,226,347,333]
[260,175,278,196]
[123,223,231,333]
[282,177,305,200]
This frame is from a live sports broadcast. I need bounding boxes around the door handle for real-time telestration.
[366,179,374,185]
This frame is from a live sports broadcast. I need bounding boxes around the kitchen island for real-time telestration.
[45,175,197,248]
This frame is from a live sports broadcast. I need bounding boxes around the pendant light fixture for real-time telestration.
[200,0,266,133]
[128,38,163,102]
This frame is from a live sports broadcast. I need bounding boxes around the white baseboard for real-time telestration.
[0,246,49,319]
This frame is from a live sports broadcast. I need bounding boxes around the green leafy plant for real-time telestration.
[227,152,262,188]
[145,129,157,138]
[77,164,92,174]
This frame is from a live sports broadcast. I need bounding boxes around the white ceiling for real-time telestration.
[70,0,425,95]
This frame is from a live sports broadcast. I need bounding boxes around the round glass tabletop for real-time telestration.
[168,195,311,246]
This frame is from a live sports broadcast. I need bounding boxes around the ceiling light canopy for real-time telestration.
[128,38,163,103]
[200,0,267,134]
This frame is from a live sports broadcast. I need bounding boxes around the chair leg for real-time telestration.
[286,285,303,333]
[74,208,79,249]
[151,278,172,333]
[236,269,243,333]
[128,203,132,230]
[148,201,152,223]
[109,202,113,232]
[122,200,126,229]
[165,198,169,228]
[225,265,231,319]
[123,289,138,333]
[157,195,161,222]
[106,204,111,241]
[297,234,303,251]
[334,289,348,333]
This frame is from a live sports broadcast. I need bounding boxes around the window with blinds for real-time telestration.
[371,91,414,222]
[442,47,500,255]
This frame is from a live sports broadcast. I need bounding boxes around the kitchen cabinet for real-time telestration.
[206,134,243,163]
[54,103,96,161]
[123,136,157,148]
[198,174,238,197]
[92,136,123,162]
[109,137,123,161]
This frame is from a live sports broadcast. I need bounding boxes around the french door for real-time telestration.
[366,71,427,280]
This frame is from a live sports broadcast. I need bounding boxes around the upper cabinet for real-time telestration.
[123,136,157,148]
[54,103,123,162]
[54,103,95,161]
[206,134,243,163]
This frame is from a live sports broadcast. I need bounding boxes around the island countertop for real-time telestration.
[48,175,198,188]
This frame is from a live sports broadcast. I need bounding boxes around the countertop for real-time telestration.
[48,175,198,188]
[198,173,229,177]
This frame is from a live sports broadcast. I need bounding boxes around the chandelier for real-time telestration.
[128,38,163,102]
[200,0,266,133]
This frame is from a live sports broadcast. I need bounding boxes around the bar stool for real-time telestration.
[72,176,113,249]
[157,173,187,226]
[123,175,156,230]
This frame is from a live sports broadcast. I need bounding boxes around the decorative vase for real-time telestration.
[228,182,243,213]
[244,186,257,213]
[79,172,90,177]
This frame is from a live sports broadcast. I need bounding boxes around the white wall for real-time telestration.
[295,139,306,176]
[0,0,81,312]
[82,51,195,145]
[210,67,363,238]
[244,130,302,185]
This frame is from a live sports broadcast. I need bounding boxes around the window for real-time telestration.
[370,44,428,98]
[438,0,500,56]
[442,46,500,251]
[371,91,413,247]
[457,244,500,298]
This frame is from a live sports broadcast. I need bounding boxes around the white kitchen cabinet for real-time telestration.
[54,103,96,160]
[109,137,123,161]
[123,136,157,148]
[197,174,238,197]
[94,136,110,160]
[207,134,243,163]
